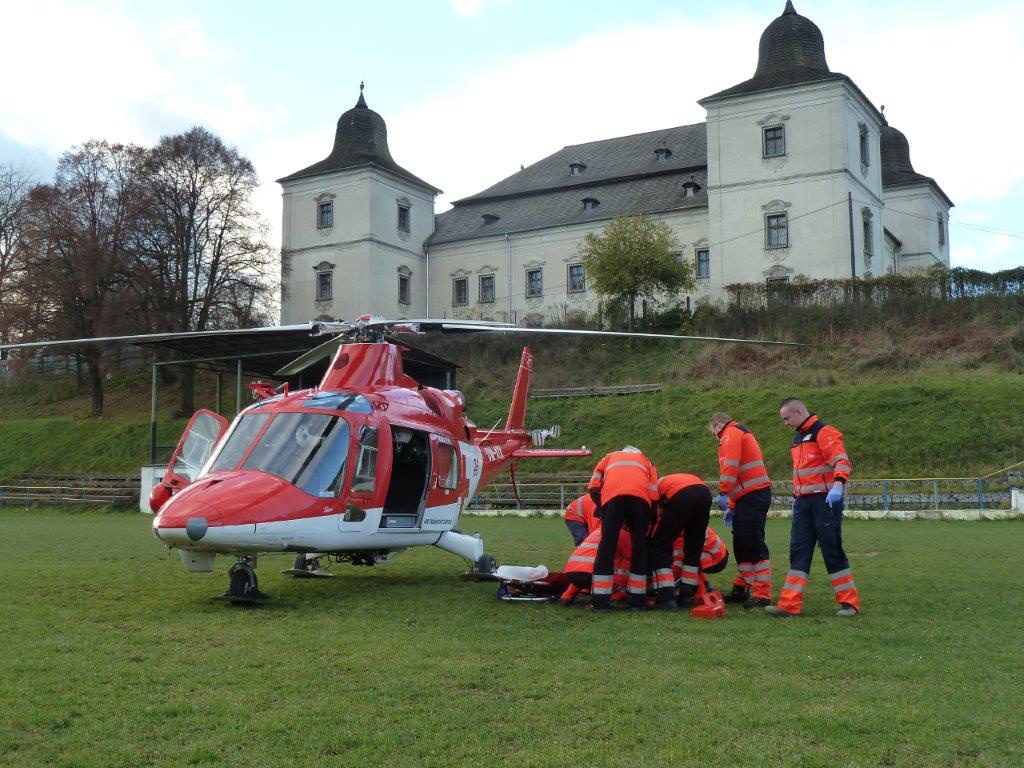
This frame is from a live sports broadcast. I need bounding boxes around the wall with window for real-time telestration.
[427,207,709,323]
[280,166,436,323]
[882,184,952,272]
[704,78,887,292]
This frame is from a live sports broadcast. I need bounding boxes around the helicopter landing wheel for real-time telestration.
[218,559,270,605]
[476,553,497,575]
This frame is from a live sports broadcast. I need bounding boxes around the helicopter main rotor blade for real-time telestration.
[275,334,347,376]
[392,321,811,348]
[0,324,318,352]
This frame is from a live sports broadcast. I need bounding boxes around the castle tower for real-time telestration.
[699,1,886,288]
[278,86,441,324]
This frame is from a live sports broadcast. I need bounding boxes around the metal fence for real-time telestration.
[468,474,1019,512]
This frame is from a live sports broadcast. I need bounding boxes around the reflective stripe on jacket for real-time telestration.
[717,422,771,506]
[563,494,600,533]
[564,527,632,581]
[790,415,852,496]
[672,526,729,577]
[587,450,658,505]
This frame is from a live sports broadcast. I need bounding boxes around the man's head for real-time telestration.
[779,398,809,430]
[621,445,641,454]
[708,412,731,438]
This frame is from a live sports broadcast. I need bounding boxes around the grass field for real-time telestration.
[2,509,1021,767]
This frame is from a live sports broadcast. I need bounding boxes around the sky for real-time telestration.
[1,0,1022,271]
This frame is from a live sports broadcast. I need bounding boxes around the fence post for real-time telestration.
[932,480,940,511]
[882,479,890,511]
[977,478,985,511]
[559,485,565,510]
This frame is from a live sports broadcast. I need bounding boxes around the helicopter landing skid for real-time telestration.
[282,553,334,578]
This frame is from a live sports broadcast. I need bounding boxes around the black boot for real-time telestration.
[723,585,750,604]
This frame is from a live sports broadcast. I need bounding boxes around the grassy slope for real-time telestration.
[1,510,1021,767]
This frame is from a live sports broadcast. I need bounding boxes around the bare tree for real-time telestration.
[21,142,145,415]
[0,164,33,355]
[138,127,276,414]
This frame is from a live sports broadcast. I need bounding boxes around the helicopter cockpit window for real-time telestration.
[243,413,351,497]
[302,392,372,414]
[171,412,224,482]
[208,413,271,473]
[352,426,378,494]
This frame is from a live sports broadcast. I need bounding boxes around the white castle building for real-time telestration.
[279,2,952,326]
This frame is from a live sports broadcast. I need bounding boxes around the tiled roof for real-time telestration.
[881,123,953,206]
[279,92,440,193]
[429,169,708,246]
[454,123,707,204]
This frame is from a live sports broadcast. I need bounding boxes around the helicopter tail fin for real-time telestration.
[505,347,533,431]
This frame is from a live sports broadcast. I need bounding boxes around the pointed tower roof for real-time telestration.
[279,86,440,193]
[701,2,855,103]
[880,122,953,205]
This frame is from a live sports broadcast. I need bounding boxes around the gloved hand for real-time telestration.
[716,494,730,512]
[723,508,734,528]
[826,482,844,508]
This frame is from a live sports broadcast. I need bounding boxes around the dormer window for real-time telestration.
[482,213,500,225]
[582,197,599,212]
[569,162,587,176]
[655,147,672,162]
[682,181,701,197]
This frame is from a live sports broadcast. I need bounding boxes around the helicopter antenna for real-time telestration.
[480,418,503,442]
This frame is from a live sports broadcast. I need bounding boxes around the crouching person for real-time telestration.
[672,525,730,599]
[560,527,633,606]
[563,493,600,546]
[650,473,713,611]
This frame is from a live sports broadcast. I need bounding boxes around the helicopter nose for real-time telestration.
[153,497,221,546]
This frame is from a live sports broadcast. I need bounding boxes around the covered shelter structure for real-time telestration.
[128,324,460,463]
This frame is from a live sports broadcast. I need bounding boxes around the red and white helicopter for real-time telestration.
[2,314,804,603]
[149,317,597,602]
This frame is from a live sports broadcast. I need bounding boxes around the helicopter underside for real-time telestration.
[154,501,484,570]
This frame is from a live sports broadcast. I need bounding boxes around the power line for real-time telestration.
[886,207,1024,240]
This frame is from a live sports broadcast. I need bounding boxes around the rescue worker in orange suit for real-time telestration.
[650,473,713,610]
[709,412,773,610]
[767,398,861,618]
[587,446,658,612]
[559,526,633,606]
[672,525,730,595]
[563,494,600,545]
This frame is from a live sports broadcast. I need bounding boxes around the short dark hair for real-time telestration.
[780,397,802,408]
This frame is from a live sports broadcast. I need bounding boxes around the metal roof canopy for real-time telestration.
[131,325,461,464]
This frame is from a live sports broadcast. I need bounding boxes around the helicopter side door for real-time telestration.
[151,409,229,512]
[421,435,463,531]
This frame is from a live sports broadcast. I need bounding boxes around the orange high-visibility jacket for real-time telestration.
[588,449,658,505]
[717,422,771,507]
[672,526,729,577]
[564,527,632,585]
[563,494,600,534]
[790,415,853,496]
[656,473,707,504]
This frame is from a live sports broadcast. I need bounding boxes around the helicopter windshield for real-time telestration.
[302,392,372,413]
[242,413,351,497]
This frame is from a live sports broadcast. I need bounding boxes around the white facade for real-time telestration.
[280,167,434,324]
[279,3,952,325]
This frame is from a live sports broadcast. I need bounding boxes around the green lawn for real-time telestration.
[1,510,1021,768]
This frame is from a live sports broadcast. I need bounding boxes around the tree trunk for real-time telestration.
[628,294,636,332]
[178,364,195,416]
[88,360,104,417]
[75,354,84,391]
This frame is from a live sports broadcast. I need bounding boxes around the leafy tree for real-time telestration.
[21,142,146,415]
[135,127,276,415]
[0,164,32,354]
[578,214,694,330]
